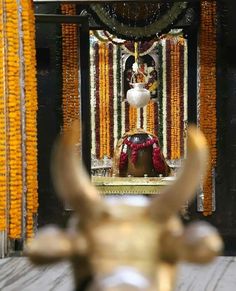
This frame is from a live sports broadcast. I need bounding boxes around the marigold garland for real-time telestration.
[129,107,137,130]
[61,4,80,133]
[163,38,186,161]
[5,0,23,239]
[95,41,117,159]
[0,0,38,240]
[21,0,38,239]
[199,1,217,216]
[170,42,181,160]
[0,0,7,232]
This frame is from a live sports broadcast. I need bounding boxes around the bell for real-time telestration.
[127,83,151,108]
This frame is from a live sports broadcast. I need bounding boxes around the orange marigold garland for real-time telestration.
[5,0,23,239]
[199,1,217,216]
[0,0,38,240]
[146,101,155,134]
[129,107,137,130]
[61,4,80,133]
[170,42,181,160]
[21,0,38,239]
[0,0,7,232]
[164,37,186,161]
[97,42,114,159]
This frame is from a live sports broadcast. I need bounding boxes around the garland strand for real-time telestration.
[164,38,186,160]
[0,0,38,239]
[199,1,217,216]
[61,4,80,132]
[108,43,114,155]
[0,0,7,231]
[6,0,22,239]
[162,39,167,157]
[90,40,96,157]
[166,39,172,160]
[21,0,38,239]
[117,46,122,139]
[95,42,100,158]
[99,43,105,158]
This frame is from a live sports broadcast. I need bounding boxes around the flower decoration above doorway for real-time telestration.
[90,2,187,40]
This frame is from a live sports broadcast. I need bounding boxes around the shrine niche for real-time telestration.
[89,30,188,176]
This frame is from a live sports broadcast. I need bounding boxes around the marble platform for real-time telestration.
[0,256,236,291]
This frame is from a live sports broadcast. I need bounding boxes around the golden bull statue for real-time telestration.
[26,122,223,291]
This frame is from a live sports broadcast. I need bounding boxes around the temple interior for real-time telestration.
[1,0,236,290]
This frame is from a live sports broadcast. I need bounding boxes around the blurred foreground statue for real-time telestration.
[26,121,223,291]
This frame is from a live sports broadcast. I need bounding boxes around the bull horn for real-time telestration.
[149,125,209,221]
[51,120,107,223]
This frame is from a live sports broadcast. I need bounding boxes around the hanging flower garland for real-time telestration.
[21,0,38,239]
[94,42,100,158]
[129,107,137,130]
[90,40,96,157]
[0,0,38,240]
[99,42,105,158]
[162,39,167,157]
[0,0,7,232]
[61,4,80,133]
[117,46,122,139]
[161,36,186,161]
[170,41,181,160]
[199,1,217,216]
[108,43,114,154]
[5,0,23,239]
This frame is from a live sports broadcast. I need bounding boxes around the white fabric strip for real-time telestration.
[90,42,96,156]
[113,45,118,148]
[183,39,188,158]
[162,39,167,158]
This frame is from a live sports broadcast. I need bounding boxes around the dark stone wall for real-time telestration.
[35,4,69,227]
[214,0,236,253]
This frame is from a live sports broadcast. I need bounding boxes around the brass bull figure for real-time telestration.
[26,122,223,291]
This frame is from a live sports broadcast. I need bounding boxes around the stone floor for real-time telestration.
[0,256,236,291]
